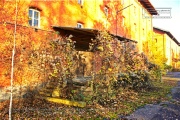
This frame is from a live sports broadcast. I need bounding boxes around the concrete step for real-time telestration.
[38,86,54,97]
[35,96,86,107]
[39,91,52,97]
[46,80,59,87]
[39,88,52,93]
[46,97,86,107]
[46,84,57,89]
[48,80,59,84]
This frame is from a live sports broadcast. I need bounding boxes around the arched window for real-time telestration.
[28,8,40,27]
[104,6,109,17]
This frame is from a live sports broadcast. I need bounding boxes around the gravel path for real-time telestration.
[125,72,180,120]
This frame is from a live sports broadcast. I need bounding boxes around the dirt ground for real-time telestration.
[125,72,180,120]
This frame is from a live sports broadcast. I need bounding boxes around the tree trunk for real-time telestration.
[9,1,18,120]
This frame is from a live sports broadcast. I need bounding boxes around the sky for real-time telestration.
[150,0,180,42]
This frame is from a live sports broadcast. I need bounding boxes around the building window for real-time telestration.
[142,8,145,15]
[142,28,145,36]
[29,9,40,27]
[122,16,125,26]
[77,23,83,28]
[155,38,158,43]
[148,19,151,26]
[78,0,83,6]
[134,23,137,31]
[134,23,137,39]
[104,6,109,17]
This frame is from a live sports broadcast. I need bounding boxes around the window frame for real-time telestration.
[155,38,158,43]
[77,23,83,28]
[134,23,137,31]
[28,8,40,28]
[142,28,145,36]
[78,0,83,6]
[104,6,109,17]
[122,16,125,26]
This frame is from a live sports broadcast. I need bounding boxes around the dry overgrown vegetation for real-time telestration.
[0,80,176,119]
[0,31,175,119]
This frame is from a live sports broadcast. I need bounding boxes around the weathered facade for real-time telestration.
[0,0,157,39]
[117,0,157,52]
[153,27,180,68]
[0,0,158,87]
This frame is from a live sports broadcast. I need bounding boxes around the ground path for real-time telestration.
[124,72,180,120]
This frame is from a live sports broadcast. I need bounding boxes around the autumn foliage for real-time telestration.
[89,31,151,99]
[0,0,160,112]
[0,23,56,87]
[0,1,176,119]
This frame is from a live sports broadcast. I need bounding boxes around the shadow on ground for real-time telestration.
[125,72,180,120]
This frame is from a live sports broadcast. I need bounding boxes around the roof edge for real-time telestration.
[138,0,158,15]
[52,25,137,43]
[153,27,180,46]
